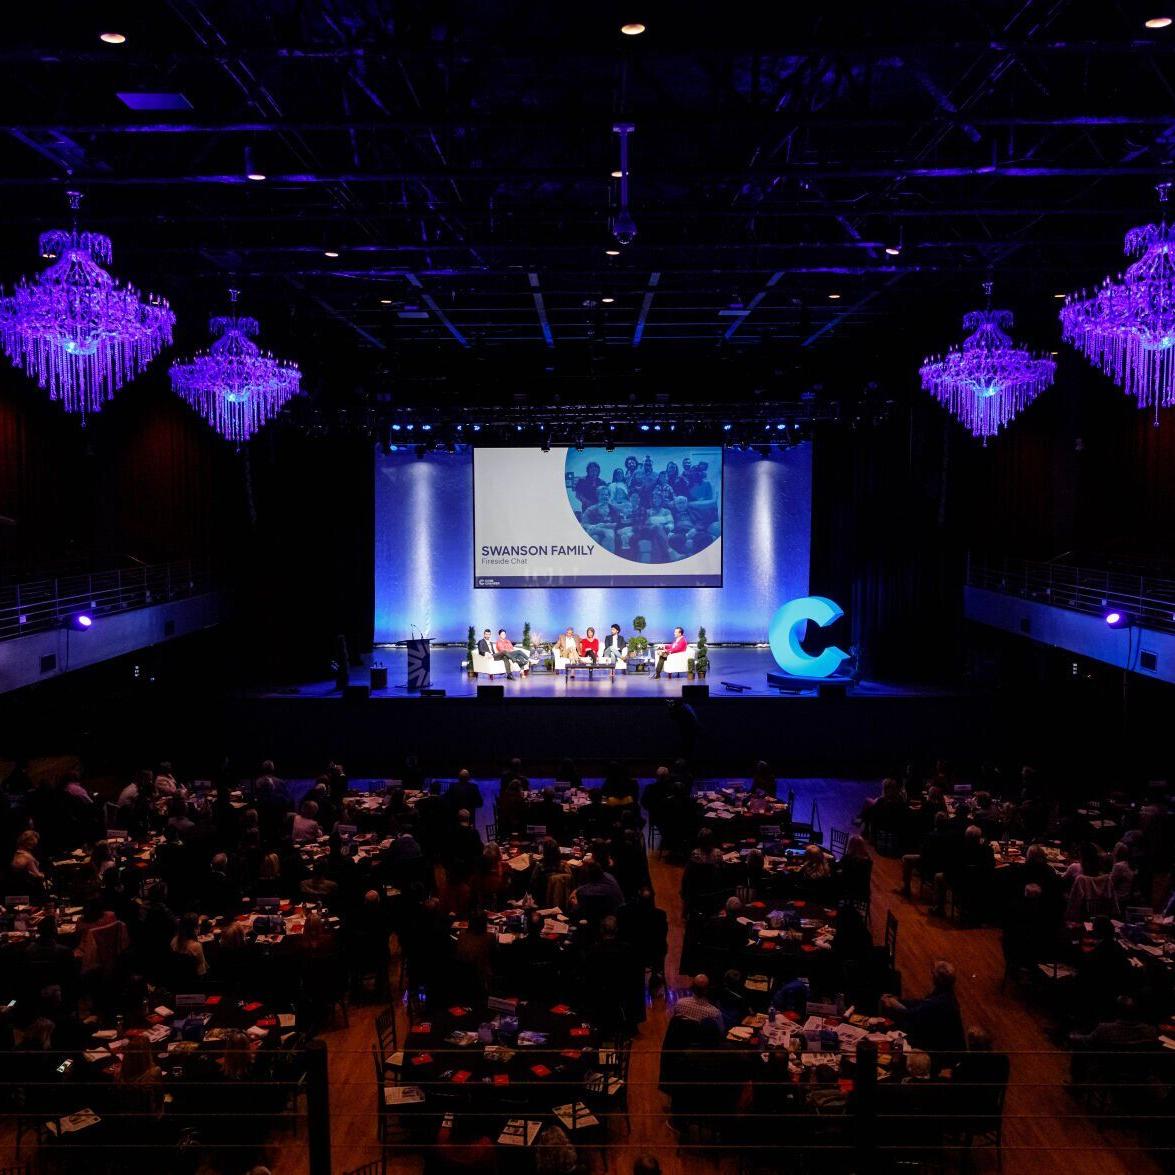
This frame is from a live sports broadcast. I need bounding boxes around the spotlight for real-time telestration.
[323,250,339,258]
[620,22,646,35]
[884,244,901,256]
[244,146,265,181]
[379,299,393,305]
[421,424,432,432]
[828,293,841,300]
[722,423,732,431]
[1053,292,1066,299]
[605,248,621,256]
[63,613,94,631]
[1146,16,1173,28]
[640,424,650,431]
[1105,610,1133,628]
[99,32,127,44]
[612,209,637,247]
[601,295,615,304]
[391,423,402,431]
[611,170,623,179]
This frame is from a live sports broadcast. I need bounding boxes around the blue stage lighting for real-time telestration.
[63,613,93,631]
[422,424,432,432]
[640,424,650,431]
[1105,610,1132,628]
[391,423,401,431]
[723,424,732,431]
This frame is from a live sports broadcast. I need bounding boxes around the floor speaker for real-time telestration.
[477,684,505,701]
[421,687,446,698]
[343,684,370,704]
[817,682,848,700]
[681,684,709,702]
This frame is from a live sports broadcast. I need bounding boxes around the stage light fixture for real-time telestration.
[885,244,901,256]
[391,423,401,431]
[605,248,620,256]
[640,424,650,431]
[723,423,732,431]
[611,170,623,179]
[601,295,615,304]
[828,293,841,300]
[244,146,265,181]
[1146,16,1173,28]
[421,424,432,431]
[620,22,646,35]
[405,423,415,431]
[99,32,127,44]
[63,613,94,631]
[323,250,339,258]
[1105,610,1133,628]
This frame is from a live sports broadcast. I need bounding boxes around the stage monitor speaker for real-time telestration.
[421,687,446,698]
[370,665,388,691]
[681,684,709,702]
[343,684,370,704]
[477,684,505,701]
[817,682,848,700]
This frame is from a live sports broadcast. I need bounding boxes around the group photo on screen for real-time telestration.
[564,446,722,564]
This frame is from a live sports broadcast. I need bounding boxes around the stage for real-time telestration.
[266,646,934,701]
[226,647,1013,777]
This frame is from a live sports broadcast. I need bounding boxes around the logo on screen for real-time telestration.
[564,448,721,565]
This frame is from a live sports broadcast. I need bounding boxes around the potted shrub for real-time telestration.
[687,657,696,680]
[628,616,649,668]
[522,621,532,651]
[695,626,710,679]
[466,625,477,677]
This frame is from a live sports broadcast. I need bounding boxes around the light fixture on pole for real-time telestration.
[611,123,637,247]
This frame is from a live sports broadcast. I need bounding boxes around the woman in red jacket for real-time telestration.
[654,626,687,678]
[580,626,600,663]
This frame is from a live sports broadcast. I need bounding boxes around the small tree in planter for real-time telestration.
[466,625,477,676]
[629,615,649,662]
[522,621,532,651]
[695,626,710,679]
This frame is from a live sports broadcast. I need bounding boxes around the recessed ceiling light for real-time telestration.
[1054,292,1066,298]
[611,170,623,179]
[1145,16,1172,28]
[605,248,620,256]
[246,172,266,181]
[884,245,901,256]
[828,293,841,300]
[379,299,393,305]
[323,250,339,258]
[99,32,126,44]
[620,22,646,35]
[601,296,615,303]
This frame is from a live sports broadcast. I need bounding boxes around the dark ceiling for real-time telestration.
[3,0,1175,414]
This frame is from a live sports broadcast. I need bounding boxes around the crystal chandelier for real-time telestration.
[0,191,174,421]
[920,282,1056,443]
[169,290,302,443]
[1060,182,1175,421]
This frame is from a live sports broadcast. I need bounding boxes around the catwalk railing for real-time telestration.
[967,556,1175,636]
[0,559,212,642]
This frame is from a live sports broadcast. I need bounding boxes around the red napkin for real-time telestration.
[493,1073,510,1085]
[242,1001,262,1013]
[206,995,222,1006]
[550,1003,572,1016]
[801,943,816,953]
[452,1070,472,1084]
[530,1064,552,1078]
[838,1078,854,1094]
[411,1052,433,1066]
[560,1049,582,1060]
[410,1022,431,1034]
[447,1006,469,1017]
[569,1026,590,1038]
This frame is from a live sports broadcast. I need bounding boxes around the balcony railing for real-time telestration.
[0,559,212,641]
[967,556,1175,636]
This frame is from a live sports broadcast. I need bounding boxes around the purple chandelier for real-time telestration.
[920,282,1055,443]
[169,290,302,443]
[0,191,174,420]
[1060,182,1175,421]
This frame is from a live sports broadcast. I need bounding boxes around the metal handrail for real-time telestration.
[967,556,1175,635]
[0,559,212,642]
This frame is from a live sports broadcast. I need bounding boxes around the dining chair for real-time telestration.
[374,1005,398,1055]
[884,909,899,971]
[829,827,849,857]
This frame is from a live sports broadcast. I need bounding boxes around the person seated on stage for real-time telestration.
[477,627,516,678]
[653,626,688,678]
[601,623,627,663]
[495,629,530,675]
[555,627,582,663]
[580,626,600,664]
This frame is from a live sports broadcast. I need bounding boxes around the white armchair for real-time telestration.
[471,650,512,678]
[660,645,695,678]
